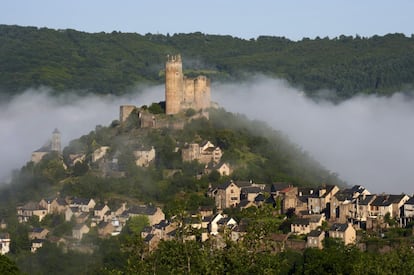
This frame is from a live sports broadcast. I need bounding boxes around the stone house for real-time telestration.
[93,204,111,223]
[231,223,248,242]
[212,180,241,210]
[152,220,175,240]
[215,162,232,176]
[144,234,161,252]
[75,212,90,224]
[72,224,90,240]
[291,218,312,235]
[209,214,237,235]
[356,194,377,221]
[271,183,291,196]
[306,185,339,214]
[403,197,414,218]
[69,198,96,213]
[0,233,10,255]
[291,215,325,235]
[278,186,298,213]
[181,141,222,165]
[369,195,408,218]
[97,221,116,238]
[198,206,213,218]
[241,186,262,202]
[204,161,232,176]
[329,223,356,245]
[67,153,86,166]
[39,197,67,215]
[127,205,165,226]
[307,229,325,249]
[17,202,48,223]
[389,194,410,218]
[28,228,49,240]
[65,207,81,222]
[133,146,156,167]
[92,146,110,162]
[31,239,45,253]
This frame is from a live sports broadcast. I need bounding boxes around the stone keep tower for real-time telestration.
[165,54,184,115]
[165,54,211,115]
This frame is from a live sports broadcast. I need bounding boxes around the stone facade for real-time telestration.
[119,105,136,123]
[213,181,241,210]
[133,147,156,167]
[182,141,222,164]
[165,54,211,115]
[329,223,356,245]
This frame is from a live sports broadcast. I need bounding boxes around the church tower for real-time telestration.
[51,128,61,152]
[165,54,184,115]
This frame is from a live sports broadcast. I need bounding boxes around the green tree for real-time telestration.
[0,255,19,274]
[123,216,150,235]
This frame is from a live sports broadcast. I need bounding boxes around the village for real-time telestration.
[2,174,414,255]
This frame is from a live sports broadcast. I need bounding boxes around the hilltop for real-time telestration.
[1,24,414,100]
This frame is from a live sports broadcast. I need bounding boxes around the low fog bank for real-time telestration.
[213,77,414,194]
[0,86,164,183]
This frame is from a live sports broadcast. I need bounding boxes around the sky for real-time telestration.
[0,0,413,40]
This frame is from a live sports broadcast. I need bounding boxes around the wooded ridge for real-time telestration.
[1,24,413,100]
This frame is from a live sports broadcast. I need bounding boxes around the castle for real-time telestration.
[119,54,212,126]
[165,54,211,115]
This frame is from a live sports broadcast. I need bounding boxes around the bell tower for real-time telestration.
[51,128,61,152]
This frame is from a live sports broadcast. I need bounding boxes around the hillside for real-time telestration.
[1,25,414,100]
[0,104,347,273]
[2,106,414,274]
[1,107,343,208]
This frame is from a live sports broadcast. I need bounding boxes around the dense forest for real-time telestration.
[1,24,414,100]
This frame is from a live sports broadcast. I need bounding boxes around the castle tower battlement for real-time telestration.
[165,54,211,115]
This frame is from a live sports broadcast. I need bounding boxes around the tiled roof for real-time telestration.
[405,197,414,205]
[143,233,155,242]
[292,218,310,226]
[308,229,324,237]
[271,182,290,193]
[241,186,262,194]
[72,198,91,205]
[330,223,348,232]
[128,205,157,216]
[238,200,252,208]
[358,195,376,205]
[218,180,240,190]
[31,227,46,233]
[370,195,405,207]
[254,194,265,202]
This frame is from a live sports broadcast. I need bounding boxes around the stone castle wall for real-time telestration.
[120,105,136,123]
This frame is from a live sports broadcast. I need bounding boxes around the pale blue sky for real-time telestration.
[1,0,413,40]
